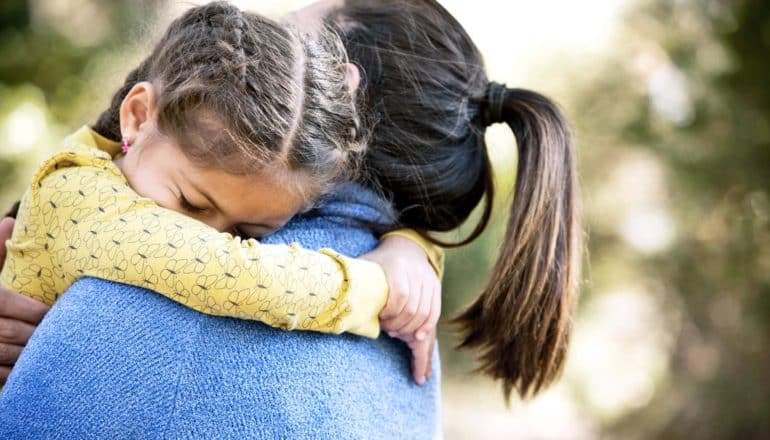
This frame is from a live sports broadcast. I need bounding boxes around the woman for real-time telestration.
[0,0,581,437]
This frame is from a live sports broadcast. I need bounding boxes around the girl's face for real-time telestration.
[119,138,307,238]
[115,82,309,238]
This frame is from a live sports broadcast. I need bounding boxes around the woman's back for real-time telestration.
[0,184,441,439]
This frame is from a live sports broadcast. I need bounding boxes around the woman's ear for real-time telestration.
[119,81,158,143]
[342,62,361,94]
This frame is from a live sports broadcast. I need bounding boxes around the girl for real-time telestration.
[0,2,440,373]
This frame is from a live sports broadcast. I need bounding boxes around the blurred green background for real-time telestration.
[1,0,768,438]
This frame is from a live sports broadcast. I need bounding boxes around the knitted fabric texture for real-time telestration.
[0,182,442,439]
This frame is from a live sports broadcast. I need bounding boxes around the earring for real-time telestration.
[121,138,131,154]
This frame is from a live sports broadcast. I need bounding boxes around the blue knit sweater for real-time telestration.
[0,183,442,439]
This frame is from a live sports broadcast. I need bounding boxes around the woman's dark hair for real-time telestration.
[329,0,583,400]
[94,1,364,198]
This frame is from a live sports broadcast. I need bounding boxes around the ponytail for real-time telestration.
[451,86,583,400]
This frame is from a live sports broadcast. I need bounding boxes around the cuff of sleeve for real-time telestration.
[318,249,388,339]
[381,229,445,279]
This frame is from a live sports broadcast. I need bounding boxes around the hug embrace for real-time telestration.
[0,1,582,438]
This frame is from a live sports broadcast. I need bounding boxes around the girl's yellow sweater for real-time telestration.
[0,127,442,338]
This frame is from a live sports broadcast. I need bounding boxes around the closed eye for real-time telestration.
[178,193,205,214]
[233,224,277,239]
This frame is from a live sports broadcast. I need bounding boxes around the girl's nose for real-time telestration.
[202,214,232,234]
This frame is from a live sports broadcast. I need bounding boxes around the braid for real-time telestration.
[290,26,366,184]
[89,1,364,200]
[208,5,247,89]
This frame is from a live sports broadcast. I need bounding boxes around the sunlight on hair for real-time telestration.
[182,0,312,17]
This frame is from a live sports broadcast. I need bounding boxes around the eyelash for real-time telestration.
[178,193,205,214]
[233,225,274,239]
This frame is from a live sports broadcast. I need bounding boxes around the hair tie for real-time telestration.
[481,81,508,127]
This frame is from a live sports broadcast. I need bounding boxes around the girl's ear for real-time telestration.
[342,63,361,94]
[119,81,158,143]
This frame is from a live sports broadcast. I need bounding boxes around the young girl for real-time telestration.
[0,2,440,373]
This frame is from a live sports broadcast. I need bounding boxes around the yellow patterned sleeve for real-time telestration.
[0,148,387,338]
[381,229,445,279]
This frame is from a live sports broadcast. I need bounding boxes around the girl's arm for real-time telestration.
[381,229,444,278]
[0,151,387,338]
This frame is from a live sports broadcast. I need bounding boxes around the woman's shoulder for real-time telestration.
[0,277,441,438]
[262,182,396,254]
[313,182,397,229]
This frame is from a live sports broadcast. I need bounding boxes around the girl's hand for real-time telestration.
[0,217,50,384]
[361,233,441,384]
[404,327,437,385]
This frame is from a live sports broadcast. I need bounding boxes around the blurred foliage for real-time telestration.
[1,0,769,438]
[0,0,157,124]
[562,0,770,437]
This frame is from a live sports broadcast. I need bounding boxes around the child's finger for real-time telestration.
[393,283,433,337]
[381,274,415,335]
[382,299,418,335]
[416,283,441,340]
[411,339,430,385]
[381,317,403,334]
[424,331,436,379]
[379,275,410,321]
[382,282,421,334]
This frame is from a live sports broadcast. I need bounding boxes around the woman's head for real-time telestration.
[323,0,488,234]
[96,2,364,233]
[317,0,584,400]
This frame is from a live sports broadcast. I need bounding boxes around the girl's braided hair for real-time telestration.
[94,1,364,196]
